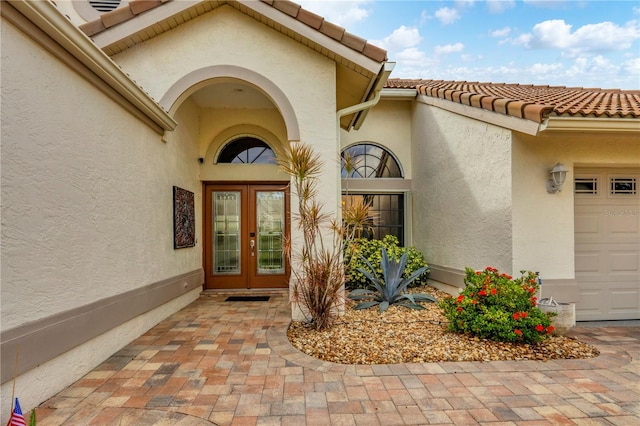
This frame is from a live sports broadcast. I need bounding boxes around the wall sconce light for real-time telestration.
[546,163,568,194]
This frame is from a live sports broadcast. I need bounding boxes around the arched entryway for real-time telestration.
[164,68,297,290]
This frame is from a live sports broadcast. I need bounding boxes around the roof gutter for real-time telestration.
[540,117,640,133]
[7,0,177,134]
[344,61,396,130]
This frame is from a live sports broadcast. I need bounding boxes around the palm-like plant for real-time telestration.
[349,247,436,313]
[280,143,373,330]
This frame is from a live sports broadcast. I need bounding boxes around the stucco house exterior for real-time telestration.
[1,0,639,415]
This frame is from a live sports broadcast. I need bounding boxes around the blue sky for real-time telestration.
[296,1,640,89]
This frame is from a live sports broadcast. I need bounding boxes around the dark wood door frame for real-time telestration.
[203,181,290,290]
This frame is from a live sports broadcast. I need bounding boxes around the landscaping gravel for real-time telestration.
[287,286,600,364]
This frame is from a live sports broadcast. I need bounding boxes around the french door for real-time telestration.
[204,183,290,289]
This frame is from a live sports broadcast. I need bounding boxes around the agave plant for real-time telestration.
[349,247,436,313]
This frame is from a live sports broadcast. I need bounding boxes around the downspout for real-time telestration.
[335,61,395,208]
[336,61,396,129]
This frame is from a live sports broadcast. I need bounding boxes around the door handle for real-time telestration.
[250,239,255,256]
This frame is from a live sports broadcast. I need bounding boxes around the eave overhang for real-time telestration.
[417,95,640,136]
[416,94,541,136]
[4,0,177,135]
[350,61,396,130]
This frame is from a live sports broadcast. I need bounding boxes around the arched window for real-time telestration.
[218,137,276,164]
[340,143,406,244]
[341,143,402,178]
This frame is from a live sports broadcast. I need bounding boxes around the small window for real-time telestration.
[610,178,637,195]
[575,178,598,195]
[341,144,402,178]
[218,137,276,164]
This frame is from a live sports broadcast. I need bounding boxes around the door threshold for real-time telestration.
[201,288,289,295]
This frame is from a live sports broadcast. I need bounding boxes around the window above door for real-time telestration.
[217,137,277,164]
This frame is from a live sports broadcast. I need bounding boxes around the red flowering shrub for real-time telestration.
[439,267,555,343]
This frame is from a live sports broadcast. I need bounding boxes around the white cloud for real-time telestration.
[434,43,465,55]
[420,10,429,25]
[434,7,460,25]
[486,0,515,14]
[372,26,422,51]
[455,0,476,8]
[490,27,511,37]
[622,58,640,79]
[522,0,569,9]
[460,54,484,62]
[512,19,640,57]
[391,56,638,89]
[295,1,372,28]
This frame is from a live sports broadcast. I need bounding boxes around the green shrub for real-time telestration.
[439,267,555,344]
[344,235,429,290]
[348,247,436,313]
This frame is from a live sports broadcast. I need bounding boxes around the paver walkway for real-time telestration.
[35,290,640,425]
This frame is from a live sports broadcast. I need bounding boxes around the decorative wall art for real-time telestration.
[173,186,195,249]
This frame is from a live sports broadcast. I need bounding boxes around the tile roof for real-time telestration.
[78,0,387,62]
[386,79,640,123]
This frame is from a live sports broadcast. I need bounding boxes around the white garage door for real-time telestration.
[574,168,640,321]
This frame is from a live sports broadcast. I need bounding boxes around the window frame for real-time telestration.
[216,136,277,165]
[341,142,405,179]
[340,143,410,245]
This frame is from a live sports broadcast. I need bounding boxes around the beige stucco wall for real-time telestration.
[1,19,201,414]
[341,100,413,179]
[410,101,514,272]
[511,131,640,280]
[111,5,337,146]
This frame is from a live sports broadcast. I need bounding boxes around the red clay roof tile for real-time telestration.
[319,19,345,41]
[272,0,301,18]
[129,0,162,15]
[100,4,134,28]
[79,0,387,63]
[386,79,640,123]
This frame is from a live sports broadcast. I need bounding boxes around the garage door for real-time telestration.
[574,168,640,321]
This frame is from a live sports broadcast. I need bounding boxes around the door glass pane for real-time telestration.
[256,191,285,274]
[213,192,241,274]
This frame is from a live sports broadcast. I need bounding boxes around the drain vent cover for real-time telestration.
[225,296,270,302]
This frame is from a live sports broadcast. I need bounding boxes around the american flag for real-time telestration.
[7,398,26,426]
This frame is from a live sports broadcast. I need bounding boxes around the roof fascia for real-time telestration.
[540,117,640,133]
[381,88,417,100]
[6,0,176,134]
[243,0,382,74]
[416,94,541,136]
[351,61,396,130]
[92,0,383,74]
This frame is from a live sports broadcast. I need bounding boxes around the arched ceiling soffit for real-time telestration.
[161,65,300,142]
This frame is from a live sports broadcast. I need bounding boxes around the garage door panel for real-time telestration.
[575,214,600,234]
[574,168,640,321]
[577,291,608,314]
[611,290,639,310]
[609,214,639,234]
[610,250,639,272]
[575,252,600,273]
